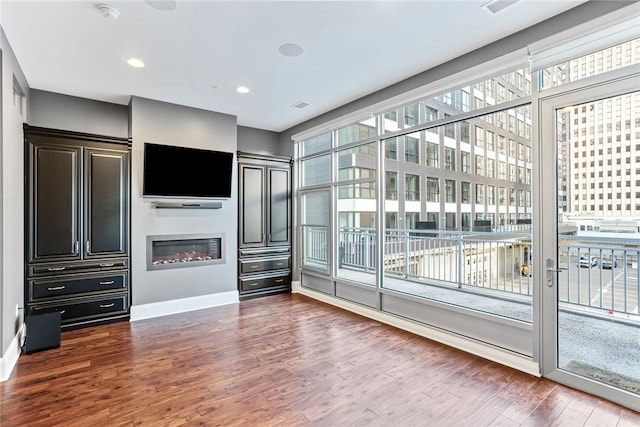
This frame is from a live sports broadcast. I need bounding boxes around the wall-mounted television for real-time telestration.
[143,143,233,199]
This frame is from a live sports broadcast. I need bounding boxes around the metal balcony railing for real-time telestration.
[302,226,640,318]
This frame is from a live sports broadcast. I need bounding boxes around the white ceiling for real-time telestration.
[0,1,587,132]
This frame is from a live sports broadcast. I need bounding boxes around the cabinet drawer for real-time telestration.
[29,258,129,276]
[240,273,290,292]
[28,295,129,324]
[239,256,290,274]
[28,272,128,302]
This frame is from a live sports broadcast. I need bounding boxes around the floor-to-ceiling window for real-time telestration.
[294,24,639,411]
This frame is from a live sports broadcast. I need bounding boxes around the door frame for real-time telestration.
[537,65,640,411]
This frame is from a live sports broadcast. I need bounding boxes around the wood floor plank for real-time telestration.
[1,294,638,427]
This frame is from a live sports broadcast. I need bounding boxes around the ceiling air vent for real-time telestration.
[482,0,519,14]
[291,101,309,109]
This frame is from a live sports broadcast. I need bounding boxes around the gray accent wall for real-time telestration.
[238,125,288,156]
[129,96,238,305]
[29,90,128,138]
[0,26,29,355]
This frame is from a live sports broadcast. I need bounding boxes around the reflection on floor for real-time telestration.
[331,267,640,393]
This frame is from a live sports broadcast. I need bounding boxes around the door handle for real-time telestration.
[545,258,567,287]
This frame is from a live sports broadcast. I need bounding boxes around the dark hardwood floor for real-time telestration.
[1,294,638,426]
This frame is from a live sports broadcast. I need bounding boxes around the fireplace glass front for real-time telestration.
[146,234,225,270]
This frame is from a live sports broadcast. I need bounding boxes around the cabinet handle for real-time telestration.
[275,279,284,283]
[99,303,115,308]
[47,285,66,291]
[275,262,284,266]
[47,267,66,272]
[250,265,259,269]
[100,263,115,267]
[59,310,66,314]
[99,281,115,285]
[247,282,259,287]
[74,241,79,255]
[86,241,91,254]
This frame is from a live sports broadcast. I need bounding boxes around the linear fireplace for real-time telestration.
[146,233,225,271]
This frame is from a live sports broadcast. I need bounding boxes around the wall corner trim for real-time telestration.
[130,291,239,321]
[0,324,25,382]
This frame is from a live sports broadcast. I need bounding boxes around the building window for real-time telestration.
[405,174,420,201]
[444,114,455,138]
[476,184,485,204]
[475,126,484,147]
[445,212,456,230]
[486,158,495,178]
[445,147,456,170]
[426,143,439,168]
[487,185,496,205]
[405,136,419,163]
[426,177,439,202]
[461,182,471,203]
[404,104,418,127]
[461,152,471,173]
[460,121,470,143]
[445,180,456,203]
[385,171,397,200]
[475,155,484,176]
[385,137,398,160]
[405,212,419,230]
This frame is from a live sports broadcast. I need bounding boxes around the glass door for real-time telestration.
[540,75,640,411]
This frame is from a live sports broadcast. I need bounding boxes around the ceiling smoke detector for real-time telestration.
[98,4,120,20]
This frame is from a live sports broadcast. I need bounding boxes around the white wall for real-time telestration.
[0,26,28,359]
[129,96,238,306]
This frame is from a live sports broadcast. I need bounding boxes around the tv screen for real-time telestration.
[143,143,233,199]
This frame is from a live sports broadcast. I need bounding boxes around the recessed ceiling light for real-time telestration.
[236,86,250,94]
[126,58,145,68]
[144,0,177,11]
[279,43,304,57]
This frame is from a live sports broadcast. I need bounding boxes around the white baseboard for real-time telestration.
[0,323,25,382]
[293,285,540,377]
[130,291,239,321]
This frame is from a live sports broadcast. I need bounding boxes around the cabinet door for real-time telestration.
[29,143,82,263]
[84,148,129,258]
[267,166,291,246]
[239,164,266,247]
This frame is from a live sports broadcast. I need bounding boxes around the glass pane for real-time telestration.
[336,142,377,182]
[336,141,378,286]
[301,191,330,272]
[301,154,331,187]
[302,132,332,155]
[336,118,377,146]
[380,67,531,137]
[541,38,640,90]
[556,91,640,393]
[381,106,533,322]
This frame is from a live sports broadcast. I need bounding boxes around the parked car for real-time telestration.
[578,255,598,268]
[601,255,617,269]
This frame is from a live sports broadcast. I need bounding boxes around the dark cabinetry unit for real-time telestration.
[238,152,292,299]
[25,125,131,330]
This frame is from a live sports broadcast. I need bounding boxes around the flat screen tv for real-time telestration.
[143,143,233,199]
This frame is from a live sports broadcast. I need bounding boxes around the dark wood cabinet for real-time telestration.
[84,148,129,258]
[238,152,292,299]
[25,125,131,330]
[29,143,82,263]
[239,162,291,248]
